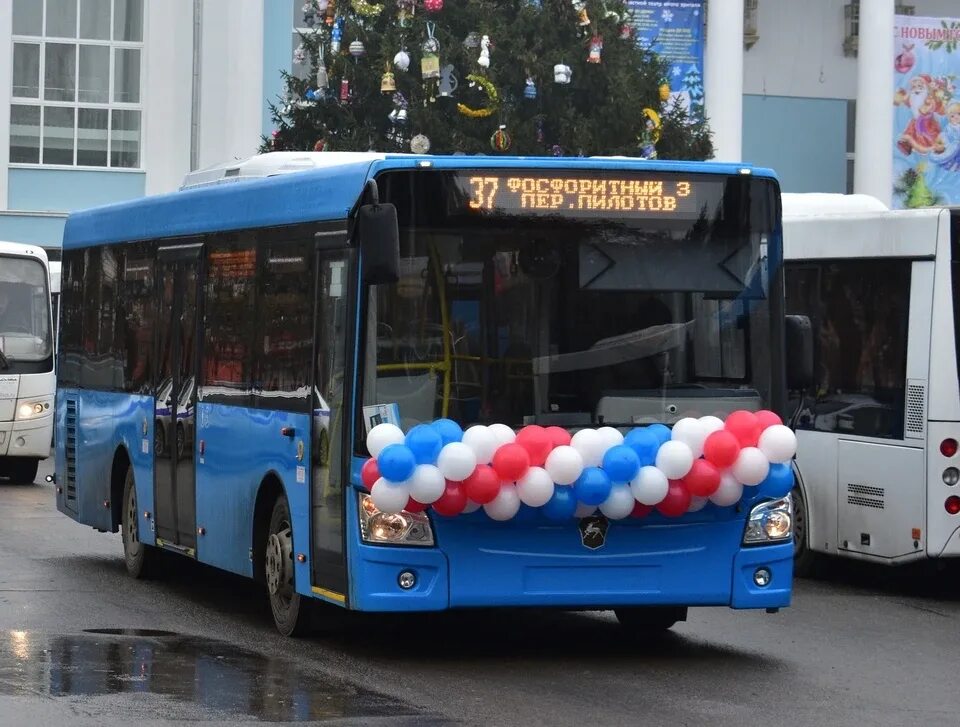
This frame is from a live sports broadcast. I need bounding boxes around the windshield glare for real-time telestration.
[363,226,772,434]
[0,256,52,362]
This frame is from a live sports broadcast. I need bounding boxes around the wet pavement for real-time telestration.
[2,460,960,726]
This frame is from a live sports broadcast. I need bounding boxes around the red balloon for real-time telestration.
[360,458,380,490]
[656,480,692,517]
[631,501,655,518]
[545,425,572,448]
[491,443,531,482]
[725,410,762,448]
[684,459,721,497]
[515,425,553,466]
[404,497,429,513]
[703,430,741,469]
[462,464,502,505]
[755,409,783,430]
[432,481,468,517]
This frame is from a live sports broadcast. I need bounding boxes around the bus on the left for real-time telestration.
[0,241,54,484]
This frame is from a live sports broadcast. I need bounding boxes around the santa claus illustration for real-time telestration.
[894,74,947,156]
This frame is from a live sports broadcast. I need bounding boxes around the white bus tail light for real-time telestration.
[358,492,435,546]
[940,439,958,458]
[946,496,960,515]
[943,468,960,486]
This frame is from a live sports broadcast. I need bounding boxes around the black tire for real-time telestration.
[792,485,818,578]
[614,606,687,633]
[154,422,165,457]
[265,494,313,637]
[7,458,39,485]
[176,423,185,459]
[121,466,158,578]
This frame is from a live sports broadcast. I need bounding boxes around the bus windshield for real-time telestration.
[0,255,52,364]
[363,171,778,433]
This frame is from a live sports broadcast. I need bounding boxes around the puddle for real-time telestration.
[0,630,447,723]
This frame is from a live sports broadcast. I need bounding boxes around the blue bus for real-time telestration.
[55,152,800,636]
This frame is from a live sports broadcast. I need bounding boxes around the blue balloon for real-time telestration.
[404,424,443,465]
[759,462,795,498]
[602,444,641,483]
[542,486,578,521]
[431,418,464,446]
[574,467,613,506]
[624,428,660,466]
[377,443,417,482]
[646,423,672,446]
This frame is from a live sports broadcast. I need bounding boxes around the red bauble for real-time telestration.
[725,410,762,448]
[755,409,784,430]
[656,481,692,517]
[462,464,502,505]
[631,501,655,518]
[515,425,553,466]
[424,0,443,11]
[683,459,721,497]
[432,481,468,517]
[545,426,572,448]
[491,443,531,482]
[703,430,741,469]
[360,458,380,490]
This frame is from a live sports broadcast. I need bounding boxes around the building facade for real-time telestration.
[1,0,958,254]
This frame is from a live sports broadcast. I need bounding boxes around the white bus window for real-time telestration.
[0,256,52,362]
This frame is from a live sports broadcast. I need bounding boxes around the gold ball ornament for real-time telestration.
[659,82,670,102]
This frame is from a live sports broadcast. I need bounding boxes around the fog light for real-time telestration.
[943,468,960,486]
[753,568,772,587]
[398,571,416,590]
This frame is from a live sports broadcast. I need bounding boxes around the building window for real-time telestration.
[9,0,144,168]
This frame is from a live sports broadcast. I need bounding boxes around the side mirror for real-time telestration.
[785,314,814,390]
[357,202,400,285]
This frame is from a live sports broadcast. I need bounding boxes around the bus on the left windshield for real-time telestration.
[0,241,54,484]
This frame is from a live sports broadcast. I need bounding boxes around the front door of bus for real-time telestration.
[155,245,201,553]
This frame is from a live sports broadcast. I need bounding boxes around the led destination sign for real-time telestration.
[454,172,718,219]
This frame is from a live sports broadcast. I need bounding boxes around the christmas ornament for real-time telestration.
[316,45,329,91]
[340,78,350,101]
[293,43,307,65]
[619,24,633,40]
[424,0,443,11]
[588,35,603,63]
[394,48,410,71]
[638,107,661,159]
[421,23,440,79]
[325,0,336,24]
[439,65,459,97]
[314,138,327,151]
[524,77,537,99]
[457,74,499,118]
[422,21,440,53]
[463,31,481,49]
[477,34,491,70]
[490,125,512,152]
[330,17,343,53]
[350,0,384,16]
[551,144,564,156]
[381,66,397,93]
[397,0,415,26]
[554,63,572,84]
[572,0,590,27]
[659,80,671,102]
[410,134,431,154]
[349,39,366,58]
[601,1,620,21]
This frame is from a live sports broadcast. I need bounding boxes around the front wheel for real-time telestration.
[265,494,313,637]
[121,467,158,578]
[614,606,687,633]
[792,485,818,577]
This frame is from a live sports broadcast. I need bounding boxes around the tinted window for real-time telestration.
[58,248,86,387]
[118,244,154,393]
[786,260,911,439]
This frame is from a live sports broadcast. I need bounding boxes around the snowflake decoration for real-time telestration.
[661,9,673,22]
[671,64,682,77]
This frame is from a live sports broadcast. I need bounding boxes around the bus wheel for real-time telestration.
[614,606,686,633]
[154,423,165,456]
[265,494,312,637]
[176,423,185,459]
[8,459,39,485]
[121,467,158,579]
[792,485,817,577]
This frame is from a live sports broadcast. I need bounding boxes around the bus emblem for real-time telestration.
[579,516,608,550]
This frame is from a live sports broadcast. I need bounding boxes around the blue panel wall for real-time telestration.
[8,168,145,213]
[262,0,292,137]
[0,213,66,247]
[742,95,848,193]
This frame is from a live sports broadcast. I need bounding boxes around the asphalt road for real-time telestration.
[1,459,960,726]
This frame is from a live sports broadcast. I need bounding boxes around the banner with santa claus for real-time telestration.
[893,15,960,208]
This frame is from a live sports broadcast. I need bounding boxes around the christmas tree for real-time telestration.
[261,0,712,159]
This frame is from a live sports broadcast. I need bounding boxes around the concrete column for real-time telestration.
[704,0,744,162]
[854,0,894,205]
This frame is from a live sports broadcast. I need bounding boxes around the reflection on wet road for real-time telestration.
[0,629,450,725]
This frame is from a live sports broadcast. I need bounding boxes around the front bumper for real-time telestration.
[0,416,53,458]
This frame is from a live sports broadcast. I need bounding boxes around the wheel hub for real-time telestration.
[266,528,293,597]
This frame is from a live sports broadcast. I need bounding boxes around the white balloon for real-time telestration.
[571,428,605,467]
[687,495,709,513]
[462,499,482,513]
[655,440,695,480]
[371,478,410,514]
[484,484,521,521]
[671,417,707,458]
[595,426,625,452]
[599,484,635,520]
[630,466,670,505]
[407,464,446,505]
[710,472,744,506]
[544,445,585,485]
[698,415,725,435]
[758,425,798,464]
[732,447,770,486]
[487,423,516,447]
[462,425,498,464]
[436,442,478,482]
[574,502,598,518]
[516,466,555,507]
[366,423,405,458]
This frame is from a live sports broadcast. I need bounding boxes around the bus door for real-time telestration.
[154,244,202,554]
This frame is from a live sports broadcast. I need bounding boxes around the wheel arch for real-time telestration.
[251,471,288,585]
[109,445,132,532]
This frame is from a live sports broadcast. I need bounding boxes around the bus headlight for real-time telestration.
[743,496,793,545]
[16,400,51,420]
[358,493,434,546]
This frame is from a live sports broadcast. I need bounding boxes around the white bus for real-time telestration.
[0,241,55,484]
[782,193,960,572]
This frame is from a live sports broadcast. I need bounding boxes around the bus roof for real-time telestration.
[782,192,889,217]
[0,240,50,265]
[62,152,778,250]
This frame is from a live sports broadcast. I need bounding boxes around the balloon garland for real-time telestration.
[361,411,798,521]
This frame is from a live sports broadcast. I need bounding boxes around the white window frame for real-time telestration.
[10,0,144,171]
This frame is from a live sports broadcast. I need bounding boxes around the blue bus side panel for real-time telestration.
[54,389,155,545]
[194,402,311,589]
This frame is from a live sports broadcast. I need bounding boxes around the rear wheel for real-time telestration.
[154,422,165,456]
[614,606,687,633]
[6,458,39,485]
[265,494,313,636]
[122,467,158,578]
